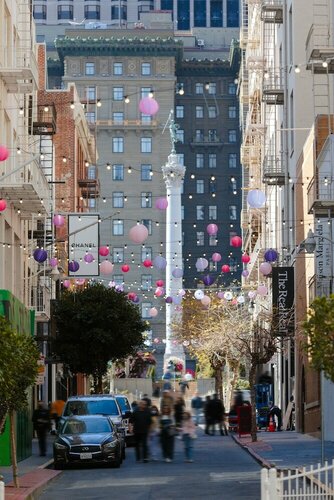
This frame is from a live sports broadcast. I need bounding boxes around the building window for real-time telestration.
[194,0,206,26]
[208,83,216,95]
[33,5,47,20]
[85,62,95,75]
[141,192,152,208]
[141,62,151,75]
[84,5,100,20]
[176,129,184,144]
[112,164,124,181]
[87,166,96,180]
[229,153,237,168]
[208,129,218,142]
[113,137,124,153]
[141,219,152,235]
[113,220,124,235]
[196,205,204,220]
[141,247,152,261]
[209,205,217,220]
[141,275,152,291]
[141,87,152,98]
[113,87,124,101]
[229,205,237,220]
[113,192,124,208]
[196,106,204,118]
[88,198,96,209]
[230,178,237,193]
[196,179,204,194]
[209,235,217,246]
[196,153,204,168]
[57,5,73,20]
[211,0,223,27]
[111,5,127,20]
[113,247,124,263]
[229,106,237,118]
[141,164,152,181]
[141,137,152,153]
[85,112,95,124]
[113,62,123,75]
[177,153,184,165]
[86,86,96,100]
[195,83,204,94]
[142,302,152,319]
[208,106,217,118]
[113,275,124,286]
[113,112,124,124]
[176,105,184,118]
[227,0,239,27]
[229,231,237,245]
[141,113,152,124]
[228,130,237,143]
[181,205,184,220]
[197,232,204,246]
[228,83,236,95]
[209,154,217,168]
[209,180,217,193]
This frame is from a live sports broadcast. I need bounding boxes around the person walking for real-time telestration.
[204,395,214,435]
[267,403,282,431]
[160,390,174,413]
[131,400,152,462]
[32,401,51,456]
[174,395,185,431]
[211,394,226,436]
[149,405,160,461]
[191,392,203,426]
[178,379,189,395]
[160,405,176,462]
[181,411,196,463]
[141,393,152,408]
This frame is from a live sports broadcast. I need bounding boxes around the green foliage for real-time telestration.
[52,283,146,381]
[0,316,39,416]
[235,379,250,390]
[303,294,334,382]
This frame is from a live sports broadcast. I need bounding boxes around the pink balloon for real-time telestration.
[0,146,9,161]
[232,299,238,305]
[49,257,58,268]
[248,291,257,299]
[257,285,268,296]
[241,253,251,264]
[207,223,218,236]
[0,199,7,211]
[75,278,86,286]
[100,260,114,275]
[99,246,109,257]
[153,337,160,344]
[201,295,211,306]
[217,291,225,299]
[231,236,242,248]
[212,252,222,262]
[221,264,230,273]
[149,307,158,317]
[139,97,159,116]
[53,214,65,227]
[129,224,149,244]
[155,287,164,297]
[63,280,71,288]
[155,197,168,210]
[84,253,94,264]
[260,262,272,276]
[121,264,130,273]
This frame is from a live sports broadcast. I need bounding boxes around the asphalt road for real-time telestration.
[39,430,261,499]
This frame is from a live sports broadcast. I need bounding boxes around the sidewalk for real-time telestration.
[0,436,61,500]
[232,430,334,470]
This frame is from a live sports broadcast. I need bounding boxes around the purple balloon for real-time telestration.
[264,248,278,262]
[217,291,225,299]
[155,197,168,210]
[203,274,215,286]
[133,295,140,303]
[154,255,167,270]
[242,269,249,277]
[165,296,173,303]
[68,260,80,273]
[173,296,182,305]
[49,257,58,268]
[33,249,47,263]
[172,268,183,278]
[84,253,94,263]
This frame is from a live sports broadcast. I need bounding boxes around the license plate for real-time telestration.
[80,452,92,459]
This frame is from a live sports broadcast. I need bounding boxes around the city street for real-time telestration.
[39,430,261,499]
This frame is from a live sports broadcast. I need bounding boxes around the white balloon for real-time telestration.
[224,291,233,301]
[194,289,205,300]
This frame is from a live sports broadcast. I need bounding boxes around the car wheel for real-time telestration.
[110,457,121,468]
[54,461,65,470]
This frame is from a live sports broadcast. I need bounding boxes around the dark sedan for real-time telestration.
[53,415,123,469]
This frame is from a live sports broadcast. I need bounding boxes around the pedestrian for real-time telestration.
[267,402,282,431]
[160,405,176,462]
[191,392,203,426]
[149,405,160,461]
[178,379,189,395]
[141,393,152,408]
[181,411,196,463]
[50,399,65,432]
[204,395,214,435]
[174,395,185,430]
[160,390,174,413]
[211,394,226,436]
[32,401,51,456]
[131,400,152,462]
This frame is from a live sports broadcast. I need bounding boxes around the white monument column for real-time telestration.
[162,115,186,368]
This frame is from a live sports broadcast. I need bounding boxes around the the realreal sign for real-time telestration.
[272,267,294,337]
[68,214,99,277]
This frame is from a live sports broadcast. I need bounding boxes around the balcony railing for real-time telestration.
[0,49,39,93]
[261,0,283,23]
[30,284,51,319]
[306,24,334,64]
[96,119,158,129]
[190,136,223,146]
[262,155,286,185]
[33,104,57,135]
[307,175,334,214]
[262,77,284,105]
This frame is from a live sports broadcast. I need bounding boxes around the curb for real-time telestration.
[5,461,61,500]
[231,434,273,469]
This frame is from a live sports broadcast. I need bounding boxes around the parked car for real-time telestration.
[53,415,123,469]
[114,394,135,446]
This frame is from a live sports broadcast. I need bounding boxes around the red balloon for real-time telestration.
[121,264,130,273]
[231,236,242,248]
[99,246,109,257]
[0,146,9,162]
[143,259,152,268]
[221,264,230,273]
[156,280,164,287]
[241,253,250,264]
[0,199,7,212]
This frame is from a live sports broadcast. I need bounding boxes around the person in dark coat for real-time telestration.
[131,400,152,462]
[160,405,176,462]
[204,395,214,435]
[32,401,51,456]
[210,394,226,436]
[174,396,185,429]
[267,403,282,431]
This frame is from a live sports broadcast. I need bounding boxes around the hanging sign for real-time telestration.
[68,214,99,276]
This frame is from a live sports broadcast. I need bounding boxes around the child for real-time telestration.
[181,411,196,462]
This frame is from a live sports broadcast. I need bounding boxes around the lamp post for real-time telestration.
[299,227,334,464]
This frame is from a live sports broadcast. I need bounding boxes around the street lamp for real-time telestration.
[298,229,317,253]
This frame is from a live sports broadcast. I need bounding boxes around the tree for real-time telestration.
[52,283,146,392]
[0,316,39,487]
[302,294,334,382]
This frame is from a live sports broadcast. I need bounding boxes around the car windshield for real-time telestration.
[64,400,120,417]
[116,397,131,413]
[61,418,112,435]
